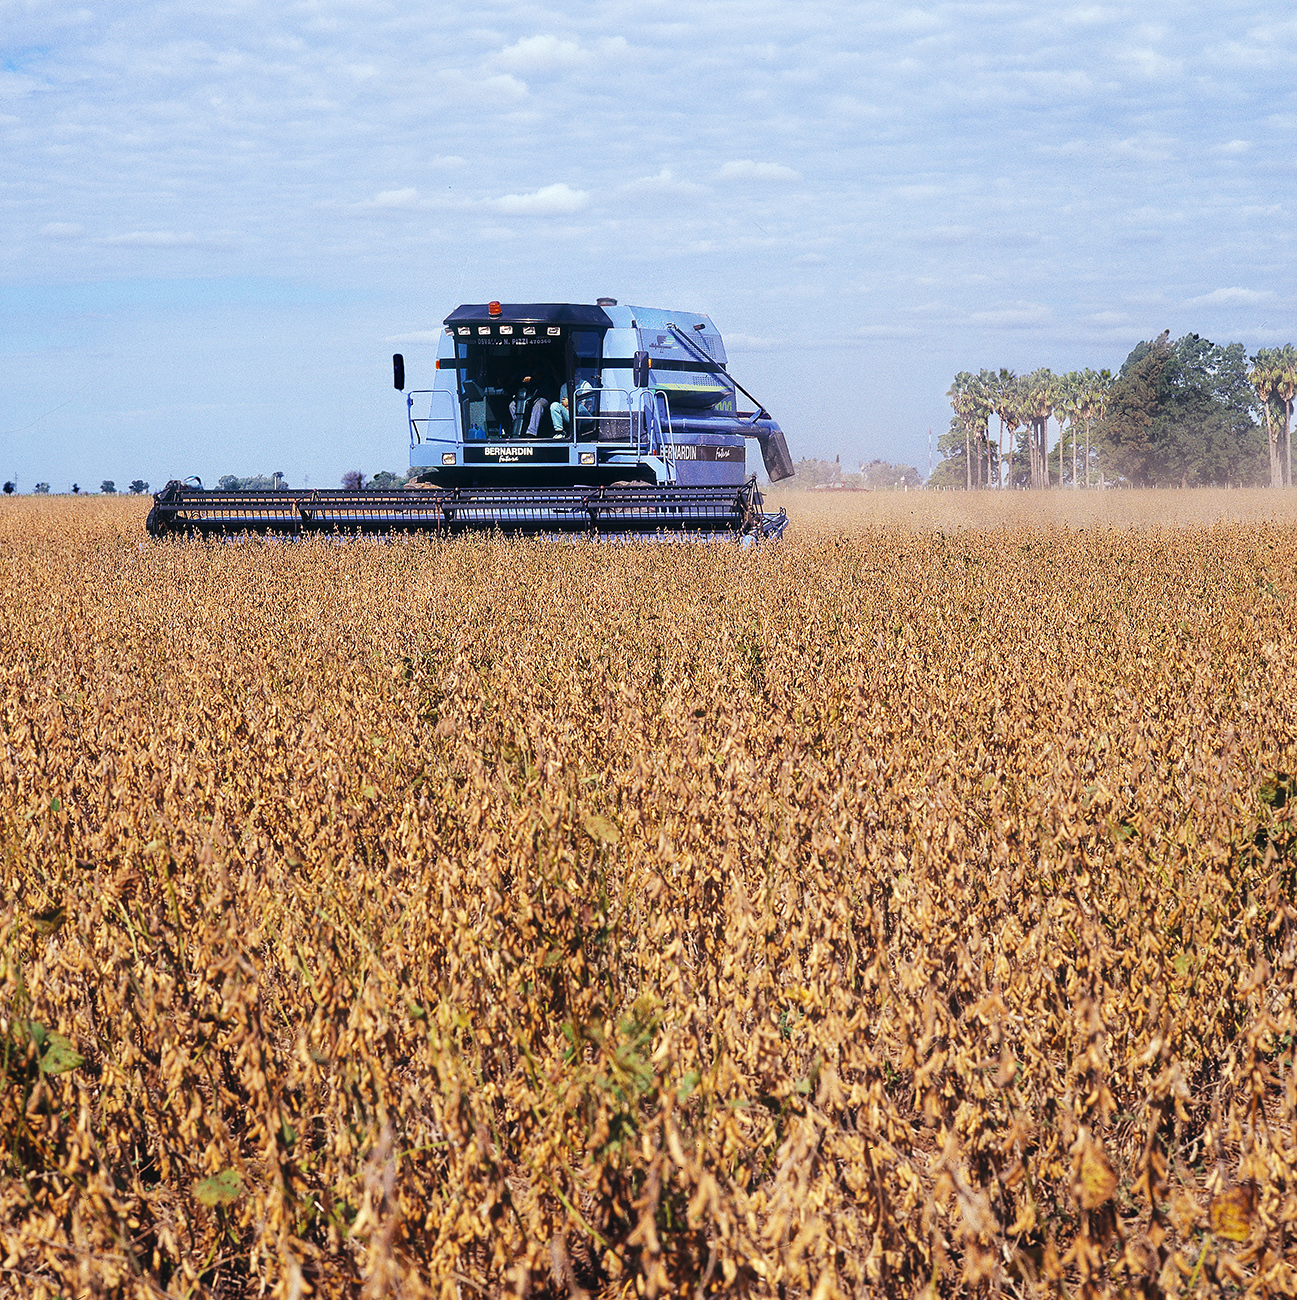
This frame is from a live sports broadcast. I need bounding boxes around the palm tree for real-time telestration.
[1071,368,1112,488]
[1250,352,1283,488]
[947,371,976,490]
[947,371,995,489]
[992,370,1021,489]
[1055,372,1082,488]
[976,369,998,486]
[1023,369,1058,489]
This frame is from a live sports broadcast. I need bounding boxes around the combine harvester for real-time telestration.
[147,299,794,541]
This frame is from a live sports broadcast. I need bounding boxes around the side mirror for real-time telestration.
[632,351,650,388]
[393,353,405,391]
[757,427,796,482]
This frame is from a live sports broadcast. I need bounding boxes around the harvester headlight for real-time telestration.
[442,452,456,465]
[547,327,561,336]
[478,326,490,335]
[499,325,513,335]
[579,451,596,465]
[458,327,470,336]
[523,326,536,336]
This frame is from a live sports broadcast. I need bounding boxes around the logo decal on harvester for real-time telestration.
[463,446,570,465]
[671,445,744,461]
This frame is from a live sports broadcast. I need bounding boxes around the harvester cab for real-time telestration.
[146,299,792,540]
[401,300,794,492]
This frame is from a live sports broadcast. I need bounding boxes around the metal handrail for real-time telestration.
[407,388,456,446]
[573,386,637,446]
[630,388,677,482]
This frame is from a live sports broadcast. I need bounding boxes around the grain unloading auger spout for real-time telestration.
[665,324,795,482]
[145,478,789,541]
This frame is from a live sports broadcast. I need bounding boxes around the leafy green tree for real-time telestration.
[100,480,116,494]
[1161,337,1262,486]
[128,479,149,494]
[369,470,408,489]
[927,423,970,488]
[1100,333,1171,485]
[33,482,49,494]
[1100,333,1263,486]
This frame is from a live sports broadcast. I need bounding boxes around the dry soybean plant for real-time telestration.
[0,495,1294,1299]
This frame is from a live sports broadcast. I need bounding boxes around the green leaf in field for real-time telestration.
[677,1070,701,1103]
[39,1031,84,1075]
[582,813,620,845]
[49,797,61,812]
[195,1170,243,1208]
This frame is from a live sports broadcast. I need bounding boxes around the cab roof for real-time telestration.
[444,303,614,328]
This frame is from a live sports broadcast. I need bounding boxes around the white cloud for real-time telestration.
[371,188,419,208]
[620,167,707,195]
[1187,287,1274,306]
[717,160,800,182]
[494,35,628,73]
[41,223,84,239]
[492,183,588,216]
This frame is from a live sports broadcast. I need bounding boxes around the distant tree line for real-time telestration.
[794,457,922,490]
[932,334,1296,489]
[4,481,81,495]
[212,471,413,490]
[218,472,287,491]
[342,470,411,489]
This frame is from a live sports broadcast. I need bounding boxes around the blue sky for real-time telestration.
[3,0,1296,489]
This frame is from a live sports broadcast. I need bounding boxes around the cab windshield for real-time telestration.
[456,328,604,441]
